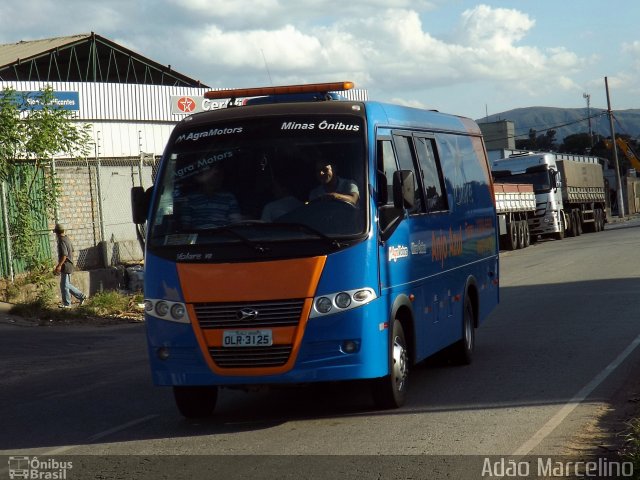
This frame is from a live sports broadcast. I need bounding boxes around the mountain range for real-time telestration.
[477,107,640,143]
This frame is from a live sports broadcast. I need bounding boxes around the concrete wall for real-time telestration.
[480,121,516,150]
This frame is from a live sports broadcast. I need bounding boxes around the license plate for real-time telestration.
[223,330,273,347]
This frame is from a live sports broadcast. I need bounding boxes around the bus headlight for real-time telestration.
[335,292,351,309]
[315,297,333,314]
[310,288,377,318]
[144,299,191,324]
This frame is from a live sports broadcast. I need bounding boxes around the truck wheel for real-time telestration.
[371,320,409,409]
[554,217,565,240]
[516,221,525,249]
[567,212,577,237]
[577,212,584,234]
[506,222,518,250]
[595,209,604,232]
[173,386,218,418]
[521,221,530,248]
[450,296,475,365]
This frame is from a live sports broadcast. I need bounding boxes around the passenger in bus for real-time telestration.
[309,161,359,206]
[261,178,302,222]
[177,158,242,229]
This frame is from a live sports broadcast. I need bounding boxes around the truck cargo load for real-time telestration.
[493,183,536,250]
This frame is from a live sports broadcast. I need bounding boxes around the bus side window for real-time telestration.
[393,134,424,214]
[414,136,448,212]
[377,139,397,204]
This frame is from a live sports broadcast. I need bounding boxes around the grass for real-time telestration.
[620,417,640,475]
[9,290,144,323]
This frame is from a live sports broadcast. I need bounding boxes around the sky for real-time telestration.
[1,0,639,120]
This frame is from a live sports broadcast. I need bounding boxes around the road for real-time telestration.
[1,218,640,479]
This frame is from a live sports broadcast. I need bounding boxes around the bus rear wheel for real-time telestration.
[173,386,218,418]
[371,320,409,409]
[450,296,475,365]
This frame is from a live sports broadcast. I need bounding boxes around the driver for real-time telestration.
[309,160,359,206]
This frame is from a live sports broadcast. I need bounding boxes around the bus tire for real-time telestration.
[173,386,218,418]
[371,320,409,409]
[450,296,475,365]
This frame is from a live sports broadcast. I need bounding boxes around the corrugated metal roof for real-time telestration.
[0,34,91,68]
[0,33,207,87]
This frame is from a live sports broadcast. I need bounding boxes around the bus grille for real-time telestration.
[194,299,304,329]
[209,345,293,368]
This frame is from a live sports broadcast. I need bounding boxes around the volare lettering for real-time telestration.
[176,252,202,261]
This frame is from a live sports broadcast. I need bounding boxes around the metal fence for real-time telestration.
[0,154,161,278]
[0,162,52,279]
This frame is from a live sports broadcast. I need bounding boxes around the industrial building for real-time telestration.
[0,33,367,276]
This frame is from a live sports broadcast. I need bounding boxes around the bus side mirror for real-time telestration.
[132,186,153,224]
[393,170,415,210]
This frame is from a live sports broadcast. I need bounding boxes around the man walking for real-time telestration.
[53,224,87,308]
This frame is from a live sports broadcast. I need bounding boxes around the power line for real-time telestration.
[481,111,609,143]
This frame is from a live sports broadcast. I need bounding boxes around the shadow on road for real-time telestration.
[1,276,640,451]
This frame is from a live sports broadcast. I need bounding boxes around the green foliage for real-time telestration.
[1,264,57,305]
[0,86,91,272]
[9,289,144,322]
[82,290,133,316]
[516,128,558,151]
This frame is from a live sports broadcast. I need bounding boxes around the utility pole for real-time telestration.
[583,92,593,148]
[605,77,625,218]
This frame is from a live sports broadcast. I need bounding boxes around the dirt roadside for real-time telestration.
[563,356,640,468]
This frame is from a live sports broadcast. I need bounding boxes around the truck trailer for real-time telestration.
[493,182,536,250]
[492,152,607,240]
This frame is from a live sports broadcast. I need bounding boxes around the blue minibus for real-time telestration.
[132,81,499,417]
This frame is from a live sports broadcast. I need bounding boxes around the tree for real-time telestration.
[558,133,592,154]
[515,128,558,151]
[0,87,90,272]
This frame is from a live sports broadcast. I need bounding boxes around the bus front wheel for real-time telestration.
[173,386,218,418]
[371,320,409,409]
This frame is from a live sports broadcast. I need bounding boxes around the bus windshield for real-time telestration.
[148,115,367,248]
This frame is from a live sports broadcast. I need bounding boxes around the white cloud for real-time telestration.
[0,1,608,114]
[166,3,591,106]
[456,4,535,47]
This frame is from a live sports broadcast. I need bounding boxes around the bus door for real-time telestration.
[377,130,451,360]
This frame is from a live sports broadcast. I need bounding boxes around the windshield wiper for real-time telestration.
[167,226,270,253]
[232,221,344,249]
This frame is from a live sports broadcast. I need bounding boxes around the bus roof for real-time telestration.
[183,81,480,137]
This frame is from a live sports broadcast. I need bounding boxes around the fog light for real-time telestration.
[341,340,359,354]
[157,347,170,360]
